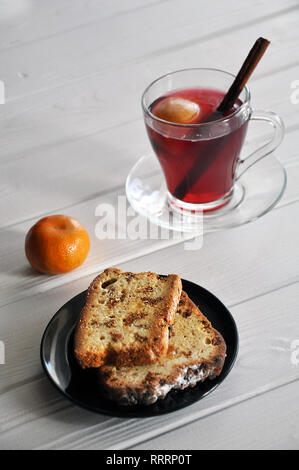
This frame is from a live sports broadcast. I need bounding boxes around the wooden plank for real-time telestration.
[1,10,298,162]
[0,117,298,229]
[0,0,161,53]
[0,157,298,309]
[1,199,299,391]
[0,193,191,309]
[133,380,299,450]
[0,119,147,227]
[1,281,299,449]
[0,36,298,227]
[1,1,297,101]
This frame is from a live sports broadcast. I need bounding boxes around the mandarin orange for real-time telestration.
[25,214,90,274]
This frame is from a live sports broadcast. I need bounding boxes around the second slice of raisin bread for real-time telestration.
[74,268,182,368]
[98,291,226,405]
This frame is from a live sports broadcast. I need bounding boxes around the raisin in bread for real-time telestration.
[74,268,182,368]
[98,291,226,405]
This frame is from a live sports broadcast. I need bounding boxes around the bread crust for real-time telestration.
[74,268,182,368]
[99,291,226,405]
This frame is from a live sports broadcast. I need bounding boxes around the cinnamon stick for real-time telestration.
[217,37,270,114]
[173,37,270,202]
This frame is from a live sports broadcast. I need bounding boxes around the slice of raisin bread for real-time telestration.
[98,291,226,405]
[74,268,182,368]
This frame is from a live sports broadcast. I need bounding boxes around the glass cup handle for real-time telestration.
[236,109,285,180]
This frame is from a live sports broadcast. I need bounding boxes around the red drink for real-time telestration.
[146,88,248,206]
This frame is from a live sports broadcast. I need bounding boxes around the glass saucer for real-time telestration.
[126,153,287,233]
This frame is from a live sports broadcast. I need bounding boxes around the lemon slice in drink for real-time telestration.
[153,97,200,124]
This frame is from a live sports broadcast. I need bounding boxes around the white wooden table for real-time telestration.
[0,0,299,450]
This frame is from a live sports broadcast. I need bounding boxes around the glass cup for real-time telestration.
[142,68,284,212]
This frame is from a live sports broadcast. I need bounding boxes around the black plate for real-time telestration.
[40,279,238,417]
